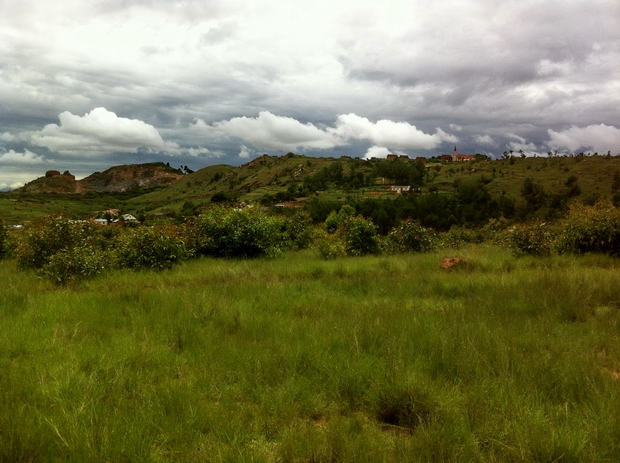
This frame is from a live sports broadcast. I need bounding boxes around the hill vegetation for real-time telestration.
[3,152,620,228]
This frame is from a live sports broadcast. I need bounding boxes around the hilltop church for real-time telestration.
[451,147,475,162]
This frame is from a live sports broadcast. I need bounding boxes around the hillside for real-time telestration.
[3,153,620,224]
[128,153,620,216]
[127,153,379,214]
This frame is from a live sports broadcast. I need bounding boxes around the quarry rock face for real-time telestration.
[82,163,183,192]
[13,163,182,194]
[18,170,83,194]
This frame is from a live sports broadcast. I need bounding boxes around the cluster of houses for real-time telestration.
[385,147,475,163]
[92,209,138,225]
[386,154,428,162]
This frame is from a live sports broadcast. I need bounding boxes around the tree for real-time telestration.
[521,177,547,210]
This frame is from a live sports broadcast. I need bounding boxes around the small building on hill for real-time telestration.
[452,146,475,162]
[389,185,411,194]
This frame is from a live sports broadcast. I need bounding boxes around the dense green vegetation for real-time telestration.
[4,153,620,229]
[2,247,620,461]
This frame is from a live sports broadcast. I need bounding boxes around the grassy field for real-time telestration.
[2,246,620,461]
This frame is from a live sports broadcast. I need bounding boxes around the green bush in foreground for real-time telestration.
[337,215,380,257]
[556,201,620,256]
[41,246,111,285]
[314,232,347,259]
[387,220,436,253]
[505,221,557,256]
[188,206,287,258]
[116,225,187,271]
[281,211,316,250]
[14,215,101,269]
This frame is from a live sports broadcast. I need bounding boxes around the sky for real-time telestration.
[1,0,620,189]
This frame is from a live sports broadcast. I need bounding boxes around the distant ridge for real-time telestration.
[12,162,183,194]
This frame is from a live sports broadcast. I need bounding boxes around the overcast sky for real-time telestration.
[1,0,619,189]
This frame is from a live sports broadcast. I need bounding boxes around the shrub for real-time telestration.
[14,215,100,269]
[505,222,557,257]
[437,225,483,249]
[116,225,187,271]
[41,246,111,285]
[281,211,316,250]
[337,215,380,257]
[555,201,620,256]
[314,233,347,260]
[480,217,510,245]
[190,207,286,259]
[0,220,7,259]
[325,205,356,233]
[387,220,435,253]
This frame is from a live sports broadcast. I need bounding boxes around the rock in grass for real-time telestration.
[440,257,469,270]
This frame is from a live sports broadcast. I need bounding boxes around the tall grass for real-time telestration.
[1,246,620,461]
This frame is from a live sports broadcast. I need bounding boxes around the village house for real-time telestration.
[389,185,411,194]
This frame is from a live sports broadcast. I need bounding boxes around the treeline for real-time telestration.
[301,158,427,192]
[306,178,514,233]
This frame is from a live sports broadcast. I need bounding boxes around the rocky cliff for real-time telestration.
[82,163,183,192]
[13,162,183,194]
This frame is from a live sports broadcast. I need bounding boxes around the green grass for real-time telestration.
[432,155,620,201]
[2,247,620,461]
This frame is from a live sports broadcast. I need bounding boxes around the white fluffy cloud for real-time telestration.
[30,108,168,155]
[363,146,411,160]
[0,149,48,164]
[332,114,457,150]
[214,112,343,151]
[238,145,251,159]
[0,181,25,190]
[547,124,620,154]
[209,111,457,153]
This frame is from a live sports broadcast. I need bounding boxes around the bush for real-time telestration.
[116,225,187,271]
[337,215,380,257]
[324,204,356,233]
[14,215,100,269]
[555,201,620,256]
[505,222,557,257]
[189,207,287,259]
[281,211,316,250]
[0,220,7,259]
[41,246,111,285]
[387,220,435,253]
[437,225,484,249]
[314,233,347,260]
